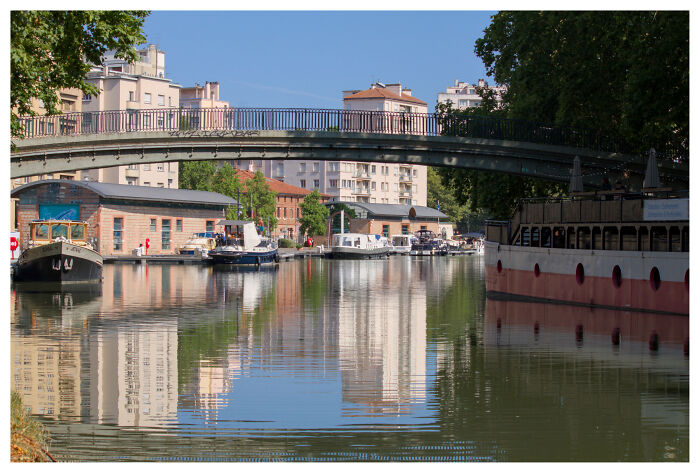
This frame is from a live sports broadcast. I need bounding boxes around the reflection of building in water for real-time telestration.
[11,337,82,418]
[335,259,426,414]
[103,264,215,315]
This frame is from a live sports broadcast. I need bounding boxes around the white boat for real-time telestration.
[390,234,415,255]
[177,232,217,257]
[328,233,391,259]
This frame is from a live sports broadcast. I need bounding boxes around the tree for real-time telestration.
[299,190,330,237]
[11,10,149,139]
[427,167,487,234]
[211,163,244,220]
[474,11,688,156]
[178,161,217,191]
[435,100,566,219]
[243,171,278,231]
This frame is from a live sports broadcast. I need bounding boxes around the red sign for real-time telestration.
[10,237,18,252]
[10,232,20,260]
[145,238,150,249]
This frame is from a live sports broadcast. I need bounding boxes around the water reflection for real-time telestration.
[9,257,689,461]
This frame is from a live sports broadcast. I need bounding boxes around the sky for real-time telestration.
[140,10,497,111]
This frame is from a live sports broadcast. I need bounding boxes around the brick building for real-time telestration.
[234,170,330,242]
[11,180,237,256]
[327,201,453,239]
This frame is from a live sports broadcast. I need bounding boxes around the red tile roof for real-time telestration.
[343,87,427,105]
[235,169,330,198]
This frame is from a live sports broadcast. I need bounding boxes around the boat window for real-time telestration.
[51,223,69,239]
[34,223,49,240]
[70,224,85,240]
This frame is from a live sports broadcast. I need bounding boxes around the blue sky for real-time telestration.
[142,10,497,111]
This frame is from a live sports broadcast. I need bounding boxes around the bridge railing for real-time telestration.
[16,107,688,163]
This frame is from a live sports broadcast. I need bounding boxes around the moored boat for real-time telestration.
[208,220,279,266]
[12,220,103,284]
[410,229,441,256]
[177,231,217,256]
[484,190,689,315]
[328,233,391,259]
[390,234,415,255]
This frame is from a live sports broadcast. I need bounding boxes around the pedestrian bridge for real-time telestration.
[10,108,689,188]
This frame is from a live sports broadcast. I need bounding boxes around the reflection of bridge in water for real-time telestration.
[12,108,688,187]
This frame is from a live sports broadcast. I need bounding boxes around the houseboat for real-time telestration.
[208,220,279,266]
[12,220,103,284]
[484,190,689,315]
[329,233,391,259]
[390,234,415,255]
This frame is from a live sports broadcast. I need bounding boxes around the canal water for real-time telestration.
[10,256,689,461]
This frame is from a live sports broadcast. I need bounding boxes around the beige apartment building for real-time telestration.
[80,44,181,188]
[237,82,428,207]
[437,78,507,110]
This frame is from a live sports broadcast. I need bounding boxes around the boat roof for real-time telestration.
[217,220,255,226]
[31,219,87,224]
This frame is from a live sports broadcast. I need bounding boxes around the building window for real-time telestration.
[206,220,214,232]
[313,162,319,172]
[413,169,417,176]
[330,179,338,188]
[144,163,151,171]
[176,219,182,232]
[382,225,389,237]
[300,179,306,188]
[313,179,319,189]
[402,224,409,235]
[129,91,135,102]
[83,94,92,102]
[143,181,151,186]
[157,183,164,188]
[126,177,137,185]
[158,95,165,106]
[299,163,306,172]
[297,208,300,218]
[168,179,173,188]
[162,219,171,250]
[284,208,287,218]
[114,218,123,251]
[371,165,376,174]
[144,93,151,104]
[371,181,376,190]
[150,218,157,231]
[157,164,164,172]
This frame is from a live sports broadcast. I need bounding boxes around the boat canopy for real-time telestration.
[217,220,261,250]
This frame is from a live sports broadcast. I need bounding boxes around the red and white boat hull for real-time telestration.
[485,241,689,315]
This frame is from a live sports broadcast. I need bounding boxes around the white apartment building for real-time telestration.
[80,45,181,188]
[437,78,507,110]
[237,83,428,206]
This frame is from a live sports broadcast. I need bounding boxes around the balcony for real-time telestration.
[399,174,412,182]
[125,168,140,178]
[399,190,412,197]
[353,171,371,180]
[352,187,371,196]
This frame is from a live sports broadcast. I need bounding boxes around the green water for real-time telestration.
[10,256,689,461]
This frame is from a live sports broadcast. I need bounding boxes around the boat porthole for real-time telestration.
[612,265,622,288]
[534,263,540,277]
[649,267,661,291]
[576,263,585,285]
[497,260,502,273]
[685,269,689,292]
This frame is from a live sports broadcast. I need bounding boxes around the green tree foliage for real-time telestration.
[243,171,278,231]
[474,11,688,153]
[178,161,217,191]
[11,10,149,138]
[299,190,330,237]
[427,167,487,234]
[435,102,567,219]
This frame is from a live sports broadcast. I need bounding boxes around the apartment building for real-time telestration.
[437,78,507,110]
[237,82,428,207]
[80,44,182,188]
[11,88,85,230]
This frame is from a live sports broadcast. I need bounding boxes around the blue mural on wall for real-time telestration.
[39,204,80,221]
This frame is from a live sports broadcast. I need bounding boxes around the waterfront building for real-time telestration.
[437,78,507,110]
[80,44,182,187]
[11,180,237,256]
[237,82,428,207]
[328,201,453,239]
[234,169,331,242]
